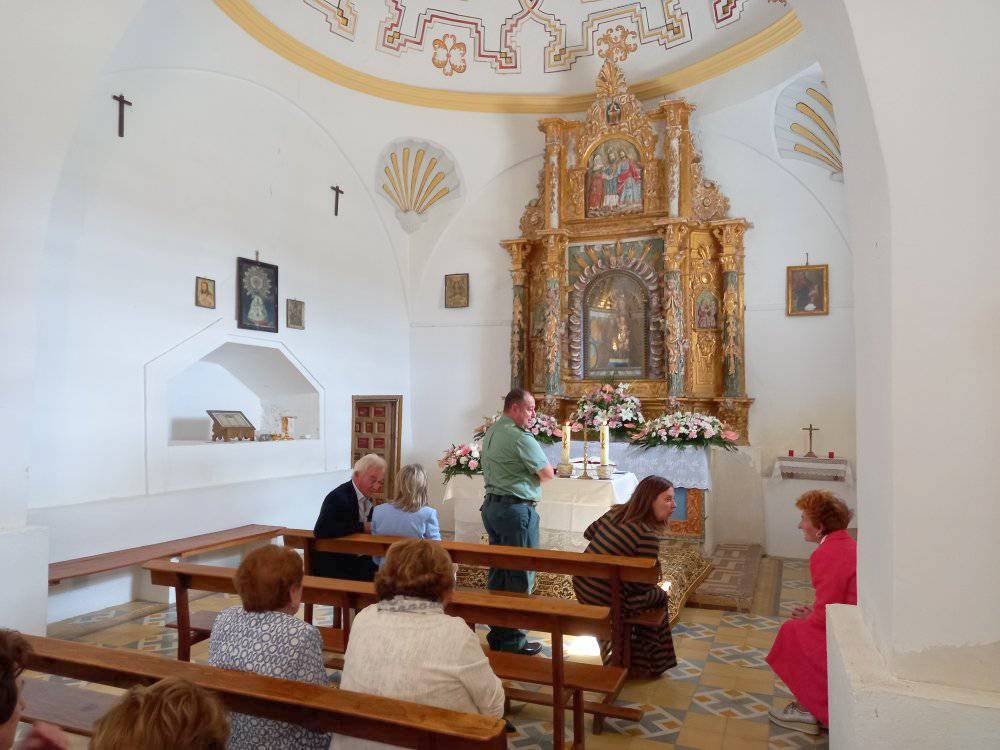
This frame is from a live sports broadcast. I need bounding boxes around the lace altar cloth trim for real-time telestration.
[542,442,711,489]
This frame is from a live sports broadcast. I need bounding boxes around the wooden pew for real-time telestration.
[48,525,283,585]
[20,636,506,749]
[145,559,621,749]
[283,530,659,669]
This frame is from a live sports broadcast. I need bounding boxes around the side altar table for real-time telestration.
[445,473,638,552]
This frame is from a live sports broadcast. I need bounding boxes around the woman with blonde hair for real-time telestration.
[331,539,504,749]
[370,464,441,566]
[209,544,330,749]
[573,475,677,678]
[90,677,228,749]
[767,490,856,735]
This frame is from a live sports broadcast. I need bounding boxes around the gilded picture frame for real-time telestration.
[444,273,469,308]
[195,277,216,309]
[786,264,829,316]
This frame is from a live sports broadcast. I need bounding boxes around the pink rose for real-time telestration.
[458,445,470,455]
[722,430,738,441]
[447,457,457,466]
[669,426,681,437]
[468,459,479,469]
[624,422,635,428]
[572,422,583,431]
[552,428,562,437]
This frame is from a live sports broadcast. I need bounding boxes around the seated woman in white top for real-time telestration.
[370,464,440,566]
[331,539,505,750]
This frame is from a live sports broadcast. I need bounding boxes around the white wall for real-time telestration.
[168,362,261,441]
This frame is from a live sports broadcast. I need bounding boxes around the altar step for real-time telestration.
[688,543,763,613]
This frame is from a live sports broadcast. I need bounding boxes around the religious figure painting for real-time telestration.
[237,257,278,333]
[286,299,304,330]
[585,139,643,218]
[786,264,829,316]
[444,273,469,308]
[584,272,646,378]
[694,291,719,329]
[195,276,215,309]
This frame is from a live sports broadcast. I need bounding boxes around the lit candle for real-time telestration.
[561,423,571,464]
[600,425,610,465]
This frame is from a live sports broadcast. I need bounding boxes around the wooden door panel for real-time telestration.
[351,396,402,503]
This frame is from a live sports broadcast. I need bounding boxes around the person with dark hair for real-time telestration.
[767,490,856,735]
[209,545,330,749]
[480,388,554,655]
[0,630,67,750]
[90,677,228,750]
[332,539,504,749]
[573,476,678,677]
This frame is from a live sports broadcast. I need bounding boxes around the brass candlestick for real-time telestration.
[579,425,593,480]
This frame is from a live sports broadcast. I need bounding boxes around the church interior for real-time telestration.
[2,1,998,748]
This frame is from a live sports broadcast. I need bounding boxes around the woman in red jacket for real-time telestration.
[767,490,856,735]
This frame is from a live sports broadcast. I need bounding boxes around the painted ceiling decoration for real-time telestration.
[215,0,801,111]
[774,74,843,181]
[377,139,462,233]
[376,0,691,75]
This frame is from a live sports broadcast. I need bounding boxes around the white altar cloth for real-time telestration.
[541,442,711,489]
[444,472,638,551]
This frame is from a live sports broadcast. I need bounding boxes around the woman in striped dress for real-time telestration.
[573,475,677,678]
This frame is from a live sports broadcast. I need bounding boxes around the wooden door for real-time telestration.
[350,395,402,504]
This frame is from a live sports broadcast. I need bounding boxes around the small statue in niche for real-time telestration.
[606,100,622,125]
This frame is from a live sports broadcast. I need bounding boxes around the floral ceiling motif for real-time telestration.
[280,0,790,90]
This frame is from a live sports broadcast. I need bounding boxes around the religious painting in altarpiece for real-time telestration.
[501,59,753,442]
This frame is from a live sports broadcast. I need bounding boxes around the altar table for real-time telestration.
[541,442,711,489]
[444,473,638,552]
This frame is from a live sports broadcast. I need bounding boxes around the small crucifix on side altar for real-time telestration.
[802,423,819,458]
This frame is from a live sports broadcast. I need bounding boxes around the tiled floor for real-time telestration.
[24,557,826,750]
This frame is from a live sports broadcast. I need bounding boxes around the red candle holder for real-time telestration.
[828,451,835,459]
[788,449,795,457]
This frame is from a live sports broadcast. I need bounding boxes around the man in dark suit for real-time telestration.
[313,453,387,581]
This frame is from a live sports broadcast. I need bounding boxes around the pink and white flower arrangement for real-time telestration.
[629,411,738,451]
[571,383,645,438]
[472,411,563,445]
[438,441,483,482]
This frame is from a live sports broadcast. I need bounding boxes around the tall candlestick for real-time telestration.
[600,425,610,465]
[561,423,571,464]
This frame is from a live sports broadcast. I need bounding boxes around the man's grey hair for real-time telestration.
[353,453,387,476]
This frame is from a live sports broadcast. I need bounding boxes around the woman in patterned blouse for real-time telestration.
[573,475,677,678]
[209,544,330,749]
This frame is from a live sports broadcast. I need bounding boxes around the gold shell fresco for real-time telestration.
[378,139,461,233]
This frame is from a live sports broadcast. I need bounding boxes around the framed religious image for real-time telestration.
[195,277,216,309]
[584,271,647,379]
[786,264,829,316]
[236,257,278,332]
[585,138,643,218]
[206,410,255,442]
[286,299,305,330]
[694,290,719,329]
[444,273,469,308]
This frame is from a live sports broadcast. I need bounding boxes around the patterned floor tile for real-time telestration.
[708,645,770,669]
[605,703,685,742]
[666,657,705,680]
[689,688,771,721]
[779,579,813,590]
[721,614,782,631]
[672,622,717,640]
[767,728,829,748]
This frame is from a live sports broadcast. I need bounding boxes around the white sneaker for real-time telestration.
[768,701,821,735]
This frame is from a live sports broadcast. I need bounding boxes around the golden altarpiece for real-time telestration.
[501,61,753,440]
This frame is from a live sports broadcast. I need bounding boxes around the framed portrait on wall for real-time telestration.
[195,277,215,309]
[786,264,829,316]
[444,273,469,308]
[286,299,305,330]
[236,257,278,332]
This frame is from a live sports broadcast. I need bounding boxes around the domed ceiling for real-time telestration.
[222,0,796,108]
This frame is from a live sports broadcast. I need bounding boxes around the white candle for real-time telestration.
[561,423,571,464]
[600,425,609,465]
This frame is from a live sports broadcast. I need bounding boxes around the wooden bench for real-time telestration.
[20,679,118,736]
[283,530,659,665]
[145,558,620,749]
[21,635,507,749]
[48,525,283,585]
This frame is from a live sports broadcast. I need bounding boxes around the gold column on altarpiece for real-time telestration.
[538,229,567,414]
[501,239,531,390]
[711,220,749,397]
[659,220,690,398]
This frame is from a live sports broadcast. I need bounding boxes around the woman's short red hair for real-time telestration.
[234,545,303,612]
[796,490,852,535]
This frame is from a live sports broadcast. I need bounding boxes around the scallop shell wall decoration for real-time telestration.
[774,74,843,181]
[376,139,461,233]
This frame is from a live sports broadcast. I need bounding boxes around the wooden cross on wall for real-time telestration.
[112,93,132,137]
[330,185,344,216]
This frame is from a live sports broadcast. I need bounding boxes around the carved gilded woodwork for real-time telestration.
[500,61,752,440]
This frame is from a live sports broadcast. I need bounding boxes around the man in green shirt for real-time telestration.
[480,388,555,654]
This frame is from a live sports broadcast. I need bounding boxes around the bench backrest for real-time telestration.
[283,530,659,583]
[143,559,612,638]
[23,636,506,749]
